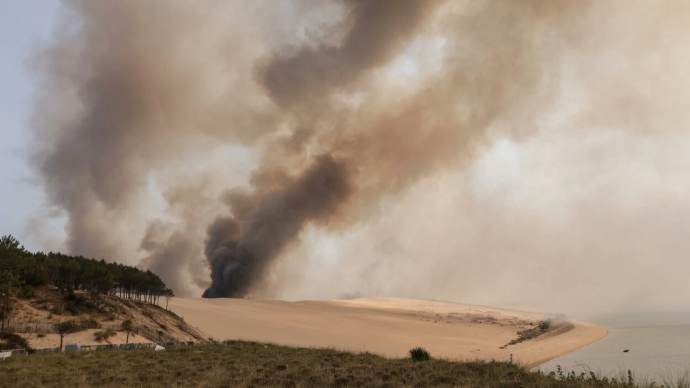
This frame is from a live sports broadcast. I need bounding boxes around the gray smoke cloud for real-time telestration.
[28,0,284,295]
[203,155,350,298]
[27,0,690,311]
[202,0,442,297]
[259,0,441,107]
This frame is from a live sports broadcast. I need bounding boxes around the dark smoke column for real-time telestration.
[203,155,351,298]
[203,0,441,298]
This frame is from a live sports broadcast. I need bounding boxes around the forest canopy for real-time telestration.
[0,235,173,305]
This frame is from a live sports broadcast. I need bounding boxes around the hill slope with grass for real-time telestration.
[0,234,208,349]
[0,341,667,388]
[1,285,208,350]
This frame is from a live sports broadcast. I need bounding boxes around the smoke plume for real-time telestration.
[204,155,350,298]
[27,1,690,311]
[260,0,440,107]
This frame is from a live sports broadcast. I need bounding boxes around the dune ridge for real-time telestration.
[169,296,606,367]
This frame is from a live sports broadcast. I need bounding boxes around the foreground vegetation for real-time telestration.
[0,341,683,388]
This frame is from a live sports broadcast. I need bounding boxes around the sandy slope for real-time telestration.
[9,287,207,348]
[169,296,606,367]
[23,329,152,349]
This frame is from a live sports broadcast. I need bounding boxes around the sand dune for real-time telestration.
[169,296,606,368]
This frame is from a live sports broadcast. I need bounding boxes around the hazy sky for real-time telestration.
[3,1,690,315]
[0,1,62,251]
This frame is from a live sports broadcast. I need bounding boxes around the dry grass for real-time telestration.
[6,286,207,345]
[0,340,677,388]
[93,327,117,342]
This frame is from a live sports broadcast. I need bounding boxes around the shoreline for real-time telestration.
[169,296,607,367]
[519,319,608,369]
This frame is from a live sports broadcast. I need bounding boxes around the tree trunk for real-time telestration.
[126,331,129,345]
[60,334,64,352]
[1,288,8,340]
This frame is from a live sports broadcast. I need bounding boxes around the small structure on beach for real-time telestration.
[64,343,85,352]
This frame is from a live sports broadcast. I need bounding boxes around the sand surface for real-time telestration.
[23,329,151,349]
[169,296,606,367]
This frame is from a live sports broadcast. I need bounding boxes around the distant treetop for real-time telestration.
[0,235,172,305]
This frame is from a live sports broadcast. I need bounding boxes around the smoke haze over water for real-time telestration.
[27,1,690,312]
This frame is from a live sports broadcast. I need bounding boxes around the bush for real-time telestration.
[65,303,81,315]
[50,305,64,315]
[409,347,431,361]
[64,290,87,304]
[18,285,35,299]
[94,327,117,342]
[0,333,31,350]
[64,290,100,315]
[80,317,99,328]
[538,320,552,332]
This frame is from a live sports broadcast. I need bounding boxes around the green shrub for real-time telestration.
[64,290,100,315]
[65,302,81,315]
[409,347,430,362]
[64,290,87,304]
[0,333,31,350]
[18,285,35,299]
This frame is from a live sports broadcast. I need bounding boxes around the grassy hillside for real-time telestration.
[0,234,199,348]
[1,286,208,349]
[0,341,677,388]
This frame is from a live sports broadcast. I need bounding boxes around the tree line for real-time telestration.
[0,235,174,305]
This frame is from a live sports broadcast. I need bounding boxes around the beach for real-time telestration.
[169,296,606,367]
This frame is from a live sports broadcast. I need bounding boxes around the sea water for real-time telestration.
[537,311,690,384]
